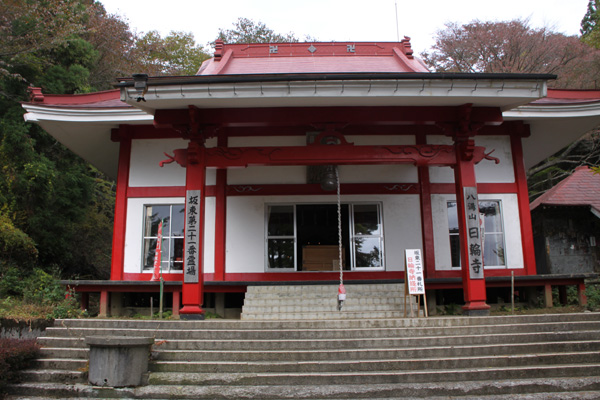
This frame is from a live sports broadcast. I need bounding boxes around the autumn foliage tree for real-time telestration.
[421,19,600,89]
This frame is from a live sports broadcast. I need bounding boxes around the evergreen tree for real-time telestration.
[582,0,600,37]
[216,17,300,44]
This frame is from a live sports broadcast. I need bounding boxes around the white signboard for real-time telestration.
[463,187,484,280]
[405,249,425,295]
[184,190,200,283]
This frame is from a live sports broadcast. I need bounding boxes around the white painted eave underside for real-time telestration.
[505,102,600,170]
[23,105,153,179]
[120,79,547,111]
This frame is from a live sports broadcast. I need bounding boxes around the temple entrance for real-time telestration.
[297,204,350,271]
[266,203,384,271]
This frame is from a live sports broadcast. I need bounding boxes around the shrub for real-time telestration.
[22,269,65,305]
[0,338,40,395]
[585,283,600,311]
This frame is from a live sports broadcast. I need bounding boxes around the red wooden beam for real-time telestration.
[154,106,503,128]
[204,144,498,168]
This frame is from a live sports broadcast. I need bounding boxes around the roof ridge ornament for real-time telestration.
[401,36,414,59]
[27,87,44,103]
[214,40,225,61]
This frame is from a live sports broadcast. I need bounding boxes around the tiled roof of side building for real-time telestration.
[530,166,600,213]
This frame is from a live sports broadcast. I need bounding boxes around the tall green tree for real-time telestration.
[133,30,210,76]
[0,0,121,280]
[582,0,600,37]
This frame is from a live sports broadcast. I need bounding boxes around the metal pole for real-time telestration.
[511,271,515,314]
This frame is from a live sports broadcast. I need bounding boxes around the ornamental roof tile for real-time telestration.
[530,166,600,213]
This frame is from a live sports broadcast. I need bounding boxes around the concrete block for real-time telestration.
[85,336,154,387]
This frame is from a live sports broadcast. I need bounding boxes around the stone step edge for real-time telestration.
[149,350,600,366]
[40,339,600,354]
[147,362,600,380]
[8,376,600,399]
[51,313,600,327]
[36,329,600,345]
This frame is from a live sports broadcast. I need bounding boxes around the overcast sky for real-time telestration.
[99,0,590,54]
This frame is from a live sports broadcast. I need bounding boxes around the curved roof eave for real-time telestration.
[505,100,600,170]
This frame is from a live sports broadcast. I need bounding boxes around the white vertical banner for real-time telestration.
[184,190,200,284]
[463,187,484,280]
[405,249,425,295]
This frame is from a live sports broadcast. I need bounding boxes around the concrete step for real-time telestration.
[7,376,600,399]
[241,310,416,319]
[242,284,412,320]
[38,320,600,341]
[37,329,600,354]
[143,330,600,351]
[241,303,412,313]
[17,369,86,384]
[242,297,410,306]
[51,312,600,329]
[149,351,600,374]
[33,358,87,371]
[147,364,600,386]
[150,340,600,362]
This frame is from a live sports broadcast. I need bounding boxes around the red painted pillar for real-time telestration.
[453,139,490,315]
[99,290,109,317]
[417,134,436,278]
[172,290,181,317]
[180,141,206,318]
[214,135,227,281]
[110,131,131,281]
[511,133,537,275]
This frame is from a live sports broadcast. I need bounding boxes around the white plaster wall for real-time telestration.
[339,165,418,183]
[431,193,524,271]
[130,138,218,187]
[129,139,187,187]
[124,197,215,274]
[225,194,422,273]
[229,165,418,185]
[228,166,307,185]
[427,135,515,184]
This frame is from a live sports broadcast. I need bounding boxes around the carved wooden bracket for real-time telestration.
[159,141,203,168]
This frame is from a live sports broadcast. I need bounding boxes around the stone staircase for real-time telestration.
[6,311,600,399]
[241,283,421,320]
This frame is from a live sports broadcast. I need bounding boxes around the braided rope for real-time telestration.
[336,166,343,286]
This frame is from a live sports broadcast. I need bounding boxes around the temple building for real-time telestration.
[22,40,600,317]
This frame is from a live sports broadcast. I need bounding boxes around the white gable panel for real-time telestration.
[129,139,187,187]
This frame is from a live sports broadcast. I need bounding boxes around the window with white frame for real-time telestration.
[447,200,506,268]
[351,204,383,268]
[266,205,296,269]
[142,204,185,272]
[265,203,384,270]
